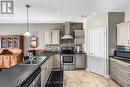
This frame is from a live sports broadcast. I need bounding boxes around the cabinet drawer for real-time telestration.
[117,74,130,87]
[116,67,130,80]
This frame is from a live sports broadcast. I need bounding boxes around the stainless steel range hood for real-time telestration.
[61,22,73,39]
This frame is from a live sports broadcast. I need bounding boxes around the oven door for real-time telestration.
[61,55,75,64]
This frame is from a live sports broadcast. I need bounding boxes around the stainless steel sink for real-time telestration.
[20,56,47,65]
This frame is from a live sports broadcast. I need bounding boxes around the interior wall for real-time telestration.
[0,23,64,55]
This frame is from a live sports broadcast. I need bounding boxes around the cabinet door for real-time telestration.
[0,37,7,48]
[0,56,3,68]
[41,65,47,87]
[3,56,11,68]
[43,31,52,45]
[117,22,130,46]
[13,37,20,49]
[53,54,61,69]
[74,30,85,44]
[10,56,18,67]
[7,37,13,48]
[51,30,60,44]
[75,54,86,69]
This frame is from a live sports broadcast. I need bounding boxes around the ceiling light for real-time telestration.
[24,4,31,36]
[57,12,60,15]
[81,15,87,18]
[93,12,97,15]
[24,32,31,36]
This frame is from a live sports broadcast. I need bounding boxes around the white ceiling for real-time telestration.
[0,0,130,23]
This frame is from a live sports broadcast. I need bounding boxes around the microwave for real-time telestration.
[113,50,130,59]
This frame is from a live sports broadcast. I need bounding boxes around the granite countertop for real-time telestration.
[0,65,39,87]
[74,51,86,54]
[0,52,53,87]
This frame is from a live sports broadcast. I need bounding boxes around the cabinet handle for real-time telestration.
[128,40,130,45]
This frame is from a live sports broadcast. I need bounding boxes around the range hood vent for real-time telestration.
[61,22,73,39]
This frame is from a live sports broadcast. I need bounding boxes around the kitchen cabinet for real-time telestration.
[0,55,21,68]
[43,31,52,45]
[3,56,10,68]
[0,36,6,49]
[13,36,24,49]
[53,54,61,71]
[110,58,130,87]
[117,22,130,46]
[0,35,24,49]
[10,56,19,67]
[75,54,86,69]
[74,30,85,44]
[0,56,2,68]
[43,30,60,45]
[51,30,60,44]
[41,56,53,87]
[7,37,13,48]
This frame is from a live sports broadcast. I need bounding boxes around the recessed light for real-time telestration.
[93,12,97,15]
[81,15,87,18]
[57,12,60,15]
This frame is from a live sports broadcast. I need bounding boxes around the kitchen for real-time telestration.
[0,0,130,87]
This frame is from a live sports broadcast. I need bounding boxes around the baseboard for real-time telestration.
[53,68,61,71]
[104,75,110,79]
[86,68,89,71]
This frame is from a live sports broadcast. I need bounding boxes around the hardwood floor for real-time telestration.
[63,70,121,87]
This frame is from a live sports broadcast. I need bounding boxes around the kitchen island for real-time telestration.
[0,53,53,87]
[0,51,86,87]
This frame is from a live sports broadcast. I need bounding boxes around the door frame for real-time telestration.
[86,27,109,77]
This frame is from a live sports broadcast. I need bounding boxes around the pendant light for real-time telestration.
[24,4,31,36]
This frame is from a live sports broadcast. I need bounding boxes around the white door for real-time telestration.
[87,27,107,76]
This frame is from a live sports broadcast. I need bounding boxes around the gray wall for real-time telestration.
[85,12,124,76]
[0,23,64,55]
[86,12,124,56]
[0,22,83,55]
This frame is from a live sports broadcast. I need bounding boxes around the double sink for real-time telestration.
[20,56,47,65]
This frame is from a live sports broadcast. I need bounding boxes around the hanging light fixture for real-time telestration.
[24,4,31,36]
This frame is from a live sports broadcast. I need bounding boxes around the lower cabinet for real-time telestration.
[0,56,2,68]
[0,55,22,68]
[53,54,61,71]
[41,56,53,87]
[75,54,86,69]
[3,56,10,68]
[110,58,130,87]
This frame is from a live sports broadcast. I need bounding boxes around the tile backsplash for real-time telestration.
[44,44,83,52]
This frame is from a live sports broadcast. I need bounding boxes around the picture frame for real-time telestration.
[30,36,38,48]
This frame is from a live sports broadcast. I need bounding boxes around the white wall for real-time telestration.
[83,13,108,53]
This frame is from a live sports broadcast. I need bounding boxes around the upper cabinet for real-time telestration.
[43,30,60,45]
[43,31,52,45]
[117,22,130,46]
[0,35,24,49]
[51,30,60,44]
[13,36,24,49]
[74,30,85,44]
[0,36,6,48]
